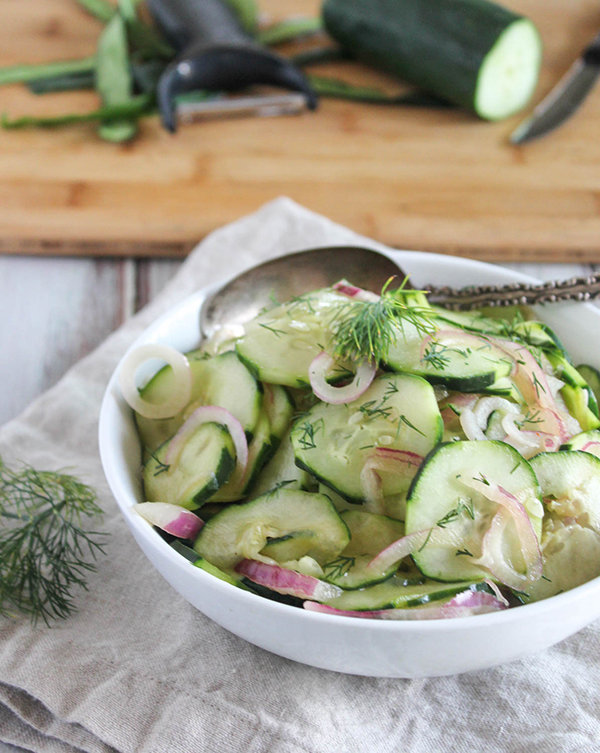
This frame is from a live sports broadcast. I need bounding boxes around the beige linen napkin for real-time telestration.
[1,198,600,753]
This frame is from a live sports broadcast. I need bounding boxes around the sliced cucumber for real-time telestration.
[546,352,600,430]
[561,430,600,459]
[319,483,360,513]
[385,321,513,392]
[211,411,272,502]
[136,350,262,451]
[194,557,247,588]
[248,429,313,501]
[194,488,350,572]
[262,383,294,450]
[430,307,509,336]
[322,510,405,589]
[323,0,541,121]
[530,451,600,535]
[577,365,600,406]
[406,440,543,582]
[235,288,348,387]
[144,422,236,510]
[291,374,442,503]
[322,576,487,611]
[523,522,600,602]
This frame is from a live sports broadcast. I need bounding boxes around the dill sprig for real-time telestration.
[0,457,107,625]
[329,278,436,365]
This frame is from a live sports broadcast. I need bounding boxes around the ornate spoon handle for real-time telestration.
[426,274,600,311]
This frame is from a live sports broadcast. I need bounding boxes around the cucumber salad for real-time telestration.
[119,277,600,620]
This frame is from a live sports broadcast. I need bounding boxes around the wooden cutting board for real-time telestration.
[1,0,600,260]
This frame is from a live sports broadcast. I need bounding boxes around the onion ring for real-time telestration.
[118,344,192,419]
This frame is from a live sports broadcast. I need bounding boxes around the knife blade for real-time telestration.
[510,30,600,144]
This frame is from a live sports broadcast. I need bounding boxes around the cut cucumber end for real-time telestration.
[475,19,542,121]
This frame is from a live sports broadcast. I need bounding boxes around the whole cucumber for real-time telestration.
[322,0,542,120]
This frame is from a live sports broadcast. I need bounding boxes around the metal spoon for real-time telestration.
[201,245,600,339]
[200,246,401,340]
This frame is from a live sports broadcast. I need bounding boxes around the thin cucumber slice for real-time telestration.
[262,383,294,450]
[319,483,357,513]
[291,374,442,503]
[523,523,600,602]
[322,510,405,589]
[524,451,600,600]
[385,321,513,391]
[406,441,543,582]
[530,451,600,535]
[194,488,350,572]
[322,575,487,611]
[546,353,600,430]
[577,365,600,406]
[144,422,236,510]
[430,307,509,336]
[136,350,262,451]
[194,557,247,588]
[247,429,312,501]
[561,430,600,459]
[211,411,272,502]
[235,288,348,387]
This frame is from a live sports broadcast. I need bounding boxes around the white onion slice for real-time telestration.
[304,590,507,620]
[309,352,376,405]
[235,559,342,601]
[473,397,520,426]
[134,502,204,540]
[332,280,381,303]
[459,408,486,441]
[118,344,192,419]
[164,406,248,483]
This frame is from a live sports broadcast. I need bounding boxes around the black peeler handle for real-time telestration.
[148,0,318,132]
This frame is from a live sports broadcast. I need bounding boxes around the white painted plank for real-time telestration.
[0,257,130,427]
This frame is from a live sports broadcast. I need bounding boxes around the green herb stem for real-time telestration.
[0,56,96,87]
[1,93,154,130]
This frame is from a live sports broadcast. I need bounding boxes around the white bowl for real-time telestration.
[99,248,600,678]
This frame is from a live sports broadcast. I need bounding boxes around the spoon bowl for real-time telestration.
[200,245,403,340]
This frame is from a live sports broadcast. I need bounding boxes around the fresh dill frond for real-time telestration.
[0,457,107,625]
[322,556,356,579]
[329,277,437,364]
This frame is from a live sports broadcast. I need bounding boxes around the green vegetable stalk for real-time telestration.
[95,12,138,143]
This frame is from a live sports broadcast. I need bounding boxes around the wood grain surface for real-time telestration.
[1,0,600,260]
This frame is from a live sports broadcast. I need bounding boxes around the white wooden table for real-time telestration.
[0,254,596,753]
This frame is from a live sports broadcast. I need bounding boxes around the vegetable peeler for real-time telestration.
[147,0,318,132]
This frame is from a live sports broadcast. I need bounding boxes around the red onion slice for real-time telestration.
[235,559,343,601]
[361,449,423,515]
[164,406,248,483]
[463,477,542,587]
[118,344,192,419]
[367,527,461,573]
[332,280,381,303]
[581,441,600,458]
[304,590,507,620]
[309,352,376,405]
[134,502,204,540]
